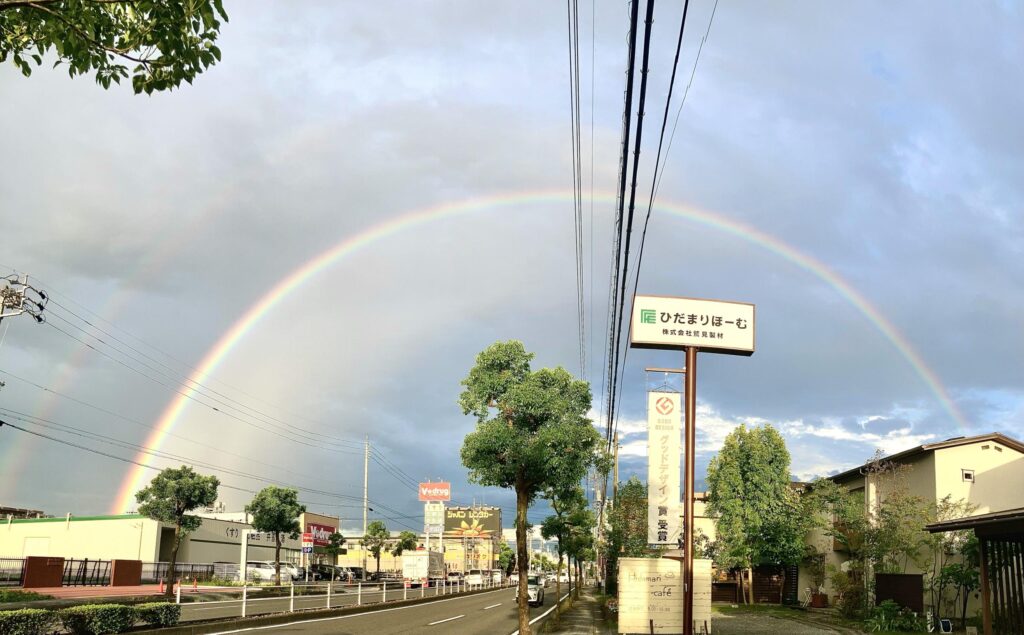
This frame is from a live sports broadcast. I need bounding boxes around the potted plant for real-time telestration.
[805,548,828,608]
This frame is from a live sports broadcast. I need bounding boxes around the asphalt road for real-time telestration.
[181,583,484,622]
[201,584,570,635]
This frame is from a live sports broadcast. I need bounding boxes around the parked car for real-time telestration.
[269,561,301,581]
[465,569,484,586]
[311,564,349,581]
[515,574,545,607]
[558,572,569,584]
[245,561,277,582]
[491,570,503,584]
[446,571,463,583]
[349,567,366,581]
[509,571,519,584]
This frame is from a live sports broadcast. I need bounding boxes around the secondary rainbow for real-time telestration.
[110,190,970,513]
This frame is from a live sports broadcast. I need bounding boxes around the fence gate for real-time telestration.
[62,559,111,586]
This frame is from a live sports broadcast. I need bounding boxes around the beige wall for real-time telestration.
[0,514,299,564]
[932,442,1024,515]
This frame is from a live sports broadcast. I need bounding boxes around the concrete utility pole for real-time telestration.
[362,436,369,575]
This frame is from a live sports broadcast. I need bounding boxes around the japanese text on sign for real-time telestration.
[647,391,680,545]
[631,295,755,355]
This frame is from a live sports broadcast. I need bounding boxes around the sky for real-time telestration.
[1,1,1022,535]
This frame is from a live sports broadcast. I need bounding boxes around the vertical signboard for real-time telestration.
[648,391,681,545]
[617,558,712,634]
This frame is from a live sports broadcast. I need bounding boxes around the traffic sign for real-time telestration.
[302,546,313,554]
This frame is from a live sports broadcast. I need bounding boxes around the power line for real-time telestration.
[0,416,423,532]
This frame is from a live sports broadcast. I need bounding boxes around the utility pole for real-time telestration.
[0,274,47,326]
[362,436,369,576]
[612,432,620,501]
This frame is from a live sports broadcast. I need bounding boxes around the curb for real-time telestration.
[131,586,507,634]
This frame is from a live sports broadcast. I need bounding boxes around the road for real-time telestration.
[201,584,570,635]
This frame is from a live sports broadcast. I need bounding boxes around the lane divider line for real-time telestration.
[484,603,502,610]
[204,587,509,634]
[428,614,465,626]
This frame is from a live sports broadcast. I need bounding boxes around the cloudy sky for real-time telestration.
[1,1,1021,533]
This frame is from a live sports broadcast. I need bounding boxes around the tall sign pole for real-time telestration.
[630,294,754,635]
[683,346,697,635]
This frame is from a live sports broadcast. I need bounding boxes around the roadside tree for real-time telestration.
[0,0,228,93]
[363,520,390,574]
[245,486,305,585]
[390,530,419,558]
[135,465,219,598]
[459,340,601,635]
[706,424,805,604]
[604,476,648,595]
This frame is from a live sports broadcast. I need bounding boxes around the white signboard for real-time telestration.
[648,391,681,546]
[618,558,712,634]
[631,295,755,355]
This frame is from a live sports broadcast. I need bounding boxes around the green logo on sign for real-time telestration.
[640,309,656,324]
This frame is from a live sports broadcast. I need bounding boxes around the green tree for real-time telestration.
[0,0,228,93]
[542,485,590,611]
[459,340,601,635]
[706,424,804,604]
[390,530,419,558]
[135,465,219,598]
[363,520,389,574]
[497,540,515,575]
[605,476,648,595]
[323,532,347,579]
[563,503,595,599]
[245,486,305,585]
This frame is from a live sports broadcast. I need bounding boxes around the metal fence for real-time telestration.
[141,562,216,584]
[0,557,25,587]
[63,559,111,586]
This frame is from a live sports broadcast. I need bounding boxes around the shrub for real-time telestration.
[0,589,54,602]
[60,604,137,634]
[135,602,181,627]
[864,599,926,632]
[0,608,57,635]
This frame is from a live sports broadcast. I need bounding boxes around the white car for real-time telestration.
[245,561,277,582]
[558,572,569,584]
[515,574,545,607]
[464,569,483,586]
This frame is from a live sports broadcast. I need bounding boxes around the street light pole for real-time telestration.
[362,436,369,576]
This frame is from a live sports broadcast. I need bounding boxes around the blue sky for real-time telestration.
[1,1,1021,532]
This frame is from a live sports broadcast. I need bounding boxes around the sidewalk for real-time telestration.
[542,587,614,634]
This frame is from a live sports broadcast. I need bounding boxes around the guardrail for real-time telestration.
[175,577,517,622]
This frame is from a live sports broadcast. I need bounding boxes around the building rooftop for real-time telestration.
[828,432,1024,484]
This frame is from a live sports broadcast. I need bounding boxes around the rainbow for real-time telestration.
[109,191,970,513]
[0,179,250,503]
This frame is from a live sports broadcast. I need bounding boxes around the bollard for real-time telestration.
[175,580,181,605]
[242,585,248,618]
[403,584,408,601]
[159,579,164,594]
[357,582,362,606]
[327,582,332,609]
[382,582,387,603]
[192,577,198,591]
[421,583,425,598]
[290,582,294,613]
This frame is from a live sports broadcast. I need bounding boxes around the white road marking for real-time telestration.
[509,586,572,635]
[204,587,508,634]
[484,603,502,610]
[428,614,465,626]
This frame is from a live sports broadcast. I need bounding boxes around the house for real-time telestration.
[799,432,1024,613]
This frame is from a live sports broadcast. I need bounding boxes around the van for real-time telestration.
[464,569,483,586]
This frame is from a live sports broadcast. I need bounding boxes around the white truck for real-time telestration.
[401,550,444,587]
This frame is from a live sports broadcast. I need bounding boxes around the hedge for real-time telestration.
[60,604,137,634]
[0,608,57,635]
[136,602,181,626]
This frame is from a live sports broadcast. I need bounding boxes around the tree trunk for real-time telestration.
[515,481,532,635]
[747,566,755,605]
[274,533,283,586]
[779,567,786,605]
[554,547,563,620]
[567,555,573,602]
[165,521,181,598]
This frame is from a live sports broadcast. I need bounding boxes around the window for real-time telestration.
[961,469,975,483]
